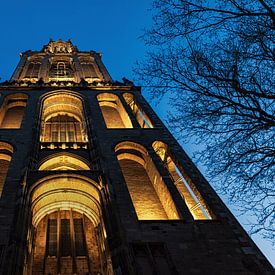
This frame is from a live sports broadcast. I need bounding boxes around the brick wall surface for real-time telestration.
[119,159,168,220]
[101,106,125,128]
[0,106,24,128]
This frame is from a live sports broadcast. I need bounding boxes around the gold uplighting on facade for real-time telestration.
[0,93,27,129]
[38,153,90,170]
[123,93,154,128]
[152,141,213,220]
[97,93,133,128]
[1,40,271,275]
[30,175,105,275]
[31,175,101,227]
[40,92,87,144]
[115,141,180,220]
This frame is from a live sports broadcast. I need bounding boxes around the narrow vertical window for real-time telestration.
[60,219,71,256]
[152,141,213,220]
[46,219,57,256]
[49,60,74,79]
[123,93,153,128]
[25,62,41,78]
[57,62,66,77]
[0,142,13,197]
[74,219,86,256]
[45,216,89,258]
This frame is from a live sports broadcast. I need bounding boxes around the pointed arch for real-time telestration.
[0,93,28,129]
[97,93,132,128]
[38,153,90,170]
[115,141,180,220]
[40,91,87,143]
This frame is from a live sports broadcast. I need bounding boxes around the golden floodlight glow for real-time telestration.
[152,141,213,220]
[97,93,133,128]
[0,93,28,129]
[115,141,181,221]
[31,175,101,227]
[122,93,154,129]
[40,91,88,143]
[42,92,84,122]
[39,153,90,170]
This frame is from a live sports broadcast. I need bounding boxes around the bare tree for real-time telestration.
[136,0,275,240]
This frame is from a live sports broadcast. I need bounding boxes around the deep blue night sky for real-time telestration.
[0,0,151,82]
[0,0,274,266]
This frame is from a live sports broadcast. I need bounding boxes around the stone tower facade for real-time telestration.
[0,40,273,274]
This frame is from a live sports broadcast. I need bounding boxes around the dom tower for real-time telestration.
[0,40,273,275]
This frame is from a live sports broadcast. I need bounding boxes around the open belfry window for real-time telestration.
[152,141,213,220]
[33,210,99,274]
[40,93,87,146]
[115,141,180,220]
[0,93,28,129]
[97,93,133,128]
[46,115,82,142]
[123,93,153,128]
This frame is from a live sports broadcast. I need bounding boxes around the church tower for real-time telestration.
[0,40,272,274]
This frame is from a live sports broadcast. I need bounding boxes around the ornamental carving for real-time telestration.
[44,39,76,54]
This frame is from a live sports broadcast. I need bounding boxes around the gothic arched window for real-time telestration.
[0,93,28,129]
[152,141,213,220]
[115,141,180,220]
[49,61,74,79]
[57,62,66,77]
[123,93,153,128]
[97,93,133,128]
[40,93,87,145]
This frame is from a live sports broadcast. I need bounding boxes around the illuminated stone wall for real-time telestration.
[32,211,100,275]
[0,106,25,128]
[152,141,213,220]
[97,93,133,128]
[119,159,168,220]
[0,40,273,275]
[0,94,27,129]
[100,106,126,128]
